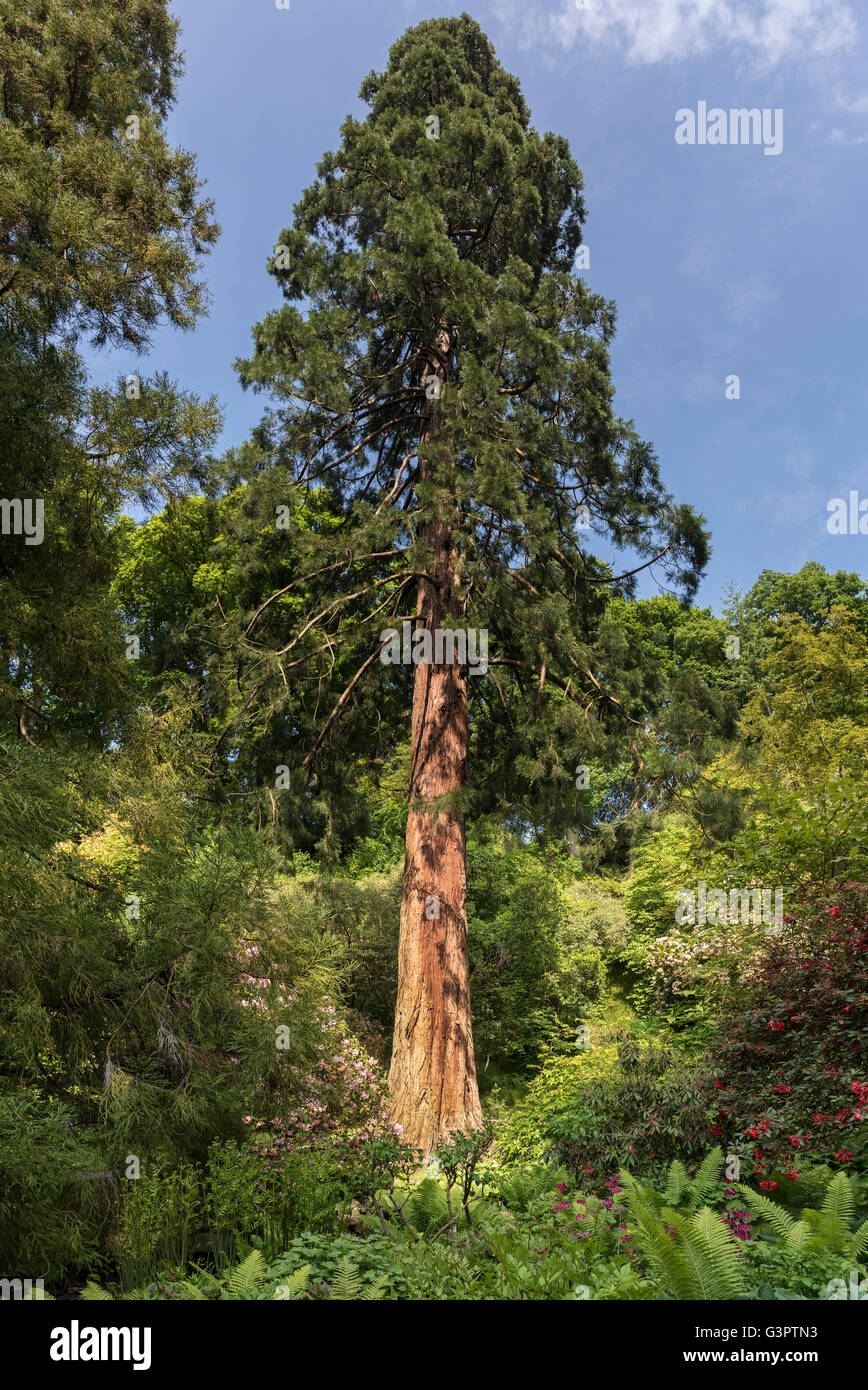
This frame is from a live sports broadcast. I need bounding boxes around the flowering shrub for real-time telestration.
[549,1170,638,1260]
[705,882,868,1174]
[232,933,400,1158]
[644,878,791,1040]
[647,901,773,1005]
[241,999,401,1196]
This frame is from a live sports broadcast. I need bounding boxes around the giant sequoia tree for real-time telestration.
[231,15,708,1150]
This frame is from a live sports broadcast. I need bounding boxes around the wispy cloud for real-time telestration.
[492,0,859,70]
[746,483,828,531]
[783,445,816,481]
[834,86,868,112]
[727,277,780,326]
[680,245,780,327]
[811,120,868,143]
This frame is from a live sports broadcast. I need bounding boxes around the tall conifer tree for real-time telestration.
[235,15,708,1149]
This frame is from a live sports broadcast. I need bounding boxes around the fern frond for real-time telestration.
[821,1172,854,1227]
[407,1177,449,1235]
[664,1207,744,1300]
[224,1249,266,1299]
[185,1264,220,1298]
[849,1219,868,1258]
[81,1280,113,1300]
[359,1272,389,1301]
[785,1221,813,1253]
[176,1281,209,1300]
[800,1208,848,1255]
[690,1207,746,1299]
[663,1160,691,1208]
[623,1193,696,1300]
[690,1148,725,1207]
[619,1168,664,1212]
[737,1185,795,1238]
[330,1255,363,1301]
[273,1265,311,1299]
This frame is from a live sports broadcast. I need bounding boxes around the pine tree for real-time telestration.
[0,0,221,743]
[0,0,218,347]
[232,15,708,1150]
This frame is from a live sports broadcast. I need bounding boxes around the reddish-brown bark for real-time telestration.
[387,331,484,1154]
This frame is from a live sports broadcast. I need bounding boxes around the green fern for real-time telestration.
[850,1220,868,1258]
[618,1168,665,1213]
[624,1149,725,1214]
[621,1192,701,1299]
[272,1265,311,1300]
[81,1280,113,1300]
[821,1172,855,1227]
[623,1190,746,1300]
[328,1255,388,1301]
[663,1160,690,1208]
[666,1207,745,1300]
[785,1220,813,1253]
[223,1249,267,1299]
[183,1264,221,1298]
[406,1177,450,1235]
[800,1208,849,1255]
[736,1184,795,1239]
[740,1172,868,1261]
[175,1280,209,1300]
[690,1148,725,1207]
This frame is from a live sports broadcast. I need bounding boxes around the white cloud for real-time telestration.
[814,122,868,143]
[727,277,780,325]
[680,240,717,279]
[679,248,780,326]
[784,445,816,480]
[834,86,868,112]
[494,0,859,69]
[750,483,828,530]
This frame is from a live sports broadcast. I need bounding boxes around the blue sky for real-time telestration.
[87,0,868,610]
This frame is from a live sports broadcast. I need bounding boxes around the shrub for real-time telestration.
[243,1002,400,1170]
[706,881,868,1175]
[740,1242,866,1300]
[0,1090,106,1283]
[500,1033,711,1180]
[559,878,630,956]
[274,872,401,1037]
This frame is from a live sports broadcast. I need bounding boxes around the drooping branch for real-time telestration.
[302,614,412,770]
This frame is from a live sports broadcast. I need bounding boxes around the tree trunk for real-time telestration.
[387,331,484,1155]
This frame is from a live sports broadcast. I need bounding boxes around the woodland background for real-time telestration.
[1,4,866,1301]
